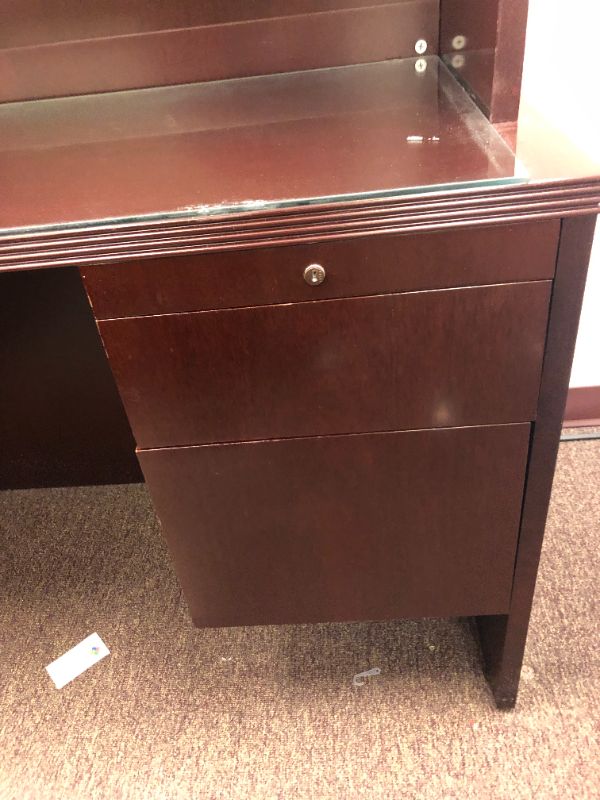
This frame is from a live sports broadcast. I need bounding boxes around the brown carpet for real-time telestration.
[1,438,599,800]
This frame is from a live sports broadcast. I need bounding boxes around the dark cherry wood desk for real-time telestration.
[1,1,599,709]
[1,58,517,241]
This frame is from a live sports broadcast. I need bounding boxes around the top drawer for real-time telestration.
[81,220,559,319]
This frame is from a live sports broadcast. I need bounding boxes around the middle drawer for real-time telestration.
[100,281,551,449]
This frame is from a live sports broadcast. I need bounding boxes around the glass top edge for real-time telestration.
[1,177,528,238]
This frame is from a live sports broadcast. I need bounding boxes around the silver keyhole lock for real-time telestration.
[303,264,326,286]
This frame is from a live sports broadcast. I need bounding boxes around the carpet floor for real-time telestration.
[0,437,598,799]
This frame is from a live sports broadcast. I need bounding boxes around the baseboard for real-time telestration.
[563,386,600,428]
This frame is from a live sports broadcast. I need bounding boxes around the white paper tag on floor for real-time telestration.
[45,633,110,689]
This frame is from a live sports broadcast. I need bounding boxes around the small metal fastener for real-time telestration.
[303,264,326,286]
[451,53,465,69]
[415,59,427,74]
[415,39,428,55]
[452,34,466,51]
[353,667,381,687]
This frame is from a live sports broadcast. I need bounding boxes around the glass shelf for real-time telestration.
[0,56,525,234]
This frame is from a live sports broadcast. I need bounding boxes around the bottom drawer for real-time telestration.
[138,424,530,627]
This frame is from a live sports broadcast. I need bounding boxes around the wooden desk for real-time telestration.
[1,1,599,709]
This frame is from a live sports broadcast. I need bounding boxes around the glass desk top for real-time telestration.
[0,56,527,235]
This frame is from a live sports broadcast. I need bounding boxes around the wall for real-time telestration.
[521,0,600,388]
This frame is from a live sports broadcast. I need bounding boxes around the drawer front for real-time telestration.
[82,220,559,319]
[100,281,551,449]
[138,424,531,627]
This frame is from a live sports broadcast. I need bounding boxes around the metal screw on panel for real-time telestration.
[452,34,467,50]
[415,59,427,74]
[415,39,428,55]
[451,54,465,69]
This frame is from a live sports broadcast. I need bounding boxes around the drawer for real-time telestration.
[138,424,531,627]
[100,281,551,449]
[81,220,559,319]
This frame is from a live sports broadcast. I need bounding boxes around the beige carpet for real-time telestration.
[0,437,598,800]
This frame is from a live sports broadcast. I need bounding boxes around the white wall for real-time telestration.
[522,0,600,387]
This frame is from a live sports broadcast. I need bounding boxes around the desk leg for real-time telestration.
[477,215,597,708]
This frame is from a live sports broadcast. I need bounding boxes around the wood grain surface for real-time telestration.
[82,220,559,319]
[138,424,531,627]
[99,281,551,448]
[477,215,598,708]
[440,0,529,123]
[0,0,438,102]
[0,59,515,234]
